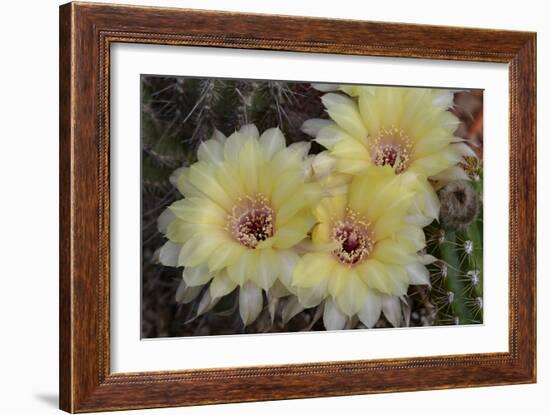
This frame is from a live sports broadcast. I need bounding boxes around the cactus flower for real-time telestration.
[158,124,322,325]
[303,86,475,223]
[292,167,431,330]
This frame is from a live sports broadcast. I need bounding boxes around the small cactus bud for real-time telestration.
[439,180,480,229]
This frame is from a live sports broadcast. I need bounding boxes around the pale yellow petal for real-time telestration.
[223,131,248,162]
[197,139,224,164]
[177,233,227,268]
[315,124,350,150]
[410,153,454,177]
[187,162,233,210]
[358,259,393,295]
[227,250,251,285]
[214,163,245,201]
[327,264,350,298]
[238,138,263,195]
[334,270,368,316]
[276,184,321,225]
[210,270,238,299]
[370,240,416,265]
[207,241,244,273]
[182,263,212,287]
[239,123,260,139]
[311,222,331,244]
[331,137,370,161]
[256,249,280,290]
[322,93,367,139]
[168,197,227,226]
[293,253,335,288]
[372,211,407,241]
[259,127,285,159]
[165,222,219,244]
[270,169,304,210]
[273,212,317,249]
[357,289,383,328]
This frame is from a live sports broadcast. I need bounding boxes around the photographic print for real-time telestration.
[141,76,483,338]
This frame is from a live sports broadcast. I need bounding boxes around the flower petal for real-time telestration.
[224,131,248,162]
[177,233,226,268]
[210,270,238,299]
[196,289,221,316]
[210,128,226,142]
[157,208,175,233]
[269,280,292,298]
[239,281,263,326]
[182,263,212,287]
[282,296,304,324]
[175,279,202,304]
[169,167,185,188]
[169,197,227,226]
[418,253,438,265]
[371,240,416,265]
[273,213,317,249]
[259,127,285,159]
[322,93,367,139]
[335,270,368,316]
[315,124,349,150]
[357,289,383,328]
[312,83,340,92]
[270,142,311,172]
[187,162,233,209]
[310,151,336,180]
[407,262,431,286]
[197,139,224,164]
[256,249,280,290]
[323,298,347,330]
[301,118,333,137]
[278,250,300,290]
[238,138,262,195]
[227,250,251,285]
[239,123,260,139]
[293,253,335,288]
[207,242,243,273]
[360,259,393,295]
[381,295,402,327]
[158,241,181,267]
[296,282,328,308]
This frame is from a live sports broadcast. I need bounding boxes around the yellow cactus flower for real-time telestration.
[302,86,475,223]
[158,124,321,325]
[292,167,432,330]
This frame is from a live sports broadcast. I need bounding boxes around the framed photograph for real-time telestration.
[59,2,536,412]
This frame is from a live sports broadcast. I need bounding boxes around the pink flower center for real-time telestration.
[227,195,274,249]
[332,209,374,266]
[369,127,413,174]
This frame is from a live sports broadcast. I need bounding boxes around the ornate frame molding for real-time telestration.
[60,2,536,412]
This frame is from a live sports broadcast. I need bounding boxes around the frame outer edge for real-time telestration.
[520,33,537,382]
[59,2,75,413]
[59,2,537,412]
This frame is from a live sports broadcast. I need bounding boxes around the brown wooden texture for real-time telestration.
[59,2,536,412]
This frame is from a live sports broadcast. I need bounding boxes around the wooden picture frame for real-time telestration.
[59,2,536,412]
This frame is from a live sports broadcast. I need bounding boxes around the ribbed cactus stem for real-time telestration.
[464,215,483,299]
[437,226,478,324]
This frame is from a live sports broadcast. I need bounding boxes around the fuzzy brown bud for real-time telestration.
[439,180,480,229]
